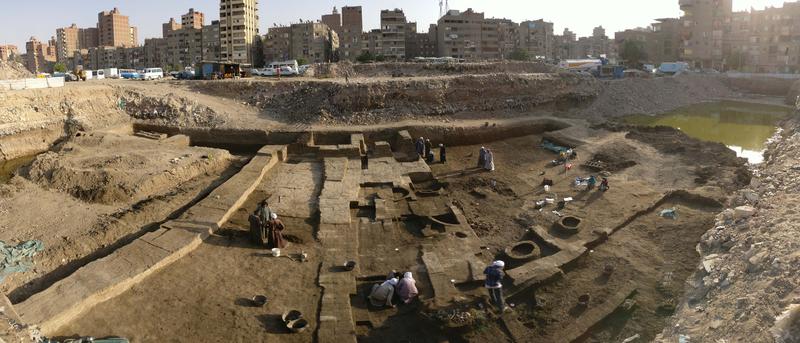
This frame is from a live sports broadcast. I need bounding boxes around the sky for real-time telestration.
[0,0,793,50]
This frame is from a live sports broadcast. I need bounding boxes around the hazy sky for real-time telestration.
[0,0,792,50]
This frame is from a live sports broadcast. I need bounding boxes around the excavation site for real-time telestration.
[1,62,799,343]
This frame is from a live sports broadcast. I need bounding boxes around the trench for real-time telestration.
[0,155,36,184]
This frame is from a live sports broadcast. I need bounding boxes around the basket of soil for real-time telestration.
[251,295,268,307]
[344,260,357,271]
[287,318,309,333]
[558,216,583,234]
[504,241,541,261]
[282,310,303,323]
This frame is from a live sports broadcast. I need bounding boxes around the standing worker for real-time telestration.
[484,149,495,171]
[439,144,447,163]
[478,147,487,168]
[255,200,273,229]
[600,177,609,192]
[425,139,434,163]
[268,213,287,249]
[484,260,507,312]
[415,137,425,159]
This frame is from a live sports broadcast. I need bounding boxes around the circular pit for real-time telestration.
[504,240,541,261]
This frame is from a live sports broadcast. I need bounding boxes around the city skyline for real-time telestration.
[0,0,790,49]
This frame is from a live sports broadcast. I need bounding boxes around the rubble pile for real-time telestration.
[246,73,600,124]
[123,90,225,127]
[0,60,33,81]
[657,118,800,343]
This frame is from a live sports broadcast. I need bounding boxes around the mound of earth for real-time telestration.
[0,60,33,80]
[591,140,639,172]
[24,132,232,204]
[122,90,225,127]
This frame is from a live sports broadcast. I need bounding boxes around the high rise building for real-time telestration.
[56,24,80,62]
[518,20,554,60]
[322,7,342,33]
[25,37,56,73]
[220,0,260,64]
[163,18,181,38]
[79,27,100,50]
[202,20,222,62]
[182,8,205,29]
[339,6,363,60]
[437,9,484,60]
[98,8,138,47]
[0,45,19,61]
[679,0,732,69]
[380,9,408,60]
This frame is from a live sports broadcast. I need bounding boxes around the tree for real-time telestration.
[374,54,386,62]
[53,63,67,73]
[725,51,746,71]
[296,58,308,66]
[356,51,375,63]
[509,48,530,61]
[620,40,647,67]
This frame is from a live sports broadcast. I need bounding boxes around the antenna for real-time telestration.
[446,0,450,13]
[439,0,444,18]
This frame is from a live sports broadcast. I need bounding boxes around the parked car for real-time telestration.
[120,71,141,79]
[139,68,164,80]
[298,65,311,75]
[175,70,196,80]
[252,66,295,77]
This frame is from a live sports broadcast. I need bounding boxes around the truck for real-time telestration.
[558,59,605,72]
[658,62,690,75]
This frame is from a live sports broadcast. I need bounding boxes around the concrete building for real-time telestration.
[380,9,408,60]
[406,23,438,58]
[98,8,138,47]
[339,6,363,60]
[263,26,292,62]
[79,27,100,50]
[651,18,682,64]
[163,18,181,38]
[263,22,339,63]
[518,19,554,60]
[25,37,56,73]
[553,28,578,60]
[202,20,222,62]
[0,45,19,61]
[56,24,80,62]
[182,8,205,29]
[321,7,342,33]
[726,2,800,73]
[363,29,383,56]
[481,18,516,60]
[437,9,484,60]
[220,0,260,64]
[576,26,614,58]
[680,0,732,69]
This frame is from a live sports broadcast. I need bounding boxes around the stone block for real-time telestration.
[734,206,756,219]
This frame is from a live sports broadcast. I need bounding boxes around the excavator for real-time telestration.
[72,66,87,81]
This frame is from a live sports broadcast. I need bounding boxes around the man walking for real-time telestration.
[484,260,507,312]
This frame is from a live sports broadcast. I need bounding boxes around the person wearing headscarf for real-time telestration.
[396,272,419,304]
[439,144,446,164]
[268,213,287,249]
[255,200,273,228]
[478,147,487,167]
[369,274,399,307]
[484,149,496,171]
[483,260,506,312]
[425,139,433,163]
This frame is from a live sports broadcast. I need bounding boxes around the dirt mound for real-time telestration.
[24,132,232,204]
[0,60,33,80]
[349,61,555,78]
[122,90,225,127]
[236,73,599,124]
[580,75,736,121]
[306,61,356,78]
[591,141,639,172]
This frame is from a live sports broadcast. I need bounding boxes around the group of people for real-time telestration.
[580,175,610,192]
[478,146,496,171]
[254,200,287,249]
[368,271,419,308]
[415,137,446,164]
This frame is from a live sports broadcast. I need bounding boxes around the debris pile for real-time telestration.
[656,119,800,342]
[0,60,33,80]
[122,90,225,127]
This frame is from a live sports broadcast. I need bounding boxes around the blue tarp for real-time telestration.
[541,140,569,154]
[0,240,44,284]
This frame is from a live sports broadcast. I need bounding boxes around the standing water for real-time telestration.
[623,101,791,163]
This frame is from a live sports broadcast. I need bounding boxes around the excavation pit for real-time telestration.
[558,216,583,234]
[504,241,541,261]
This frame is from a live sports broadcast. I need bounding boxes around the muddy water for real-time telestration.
[624,101,791,163]
[0,155,36,183]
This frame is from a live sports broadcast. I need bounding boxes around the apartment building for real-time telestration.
[220,0,260,64]
[321,7,342,33]
[263,26,292,62]
[553,28,578,60]
[98,8,138,47]
[481,18,516,60]
[575,26,614,58]
[379,9,408,60]
[182,8,205,29]
[202,21,222,62]
[518,19,554,60]
[437,9,484,60]
[339,6,363,60]
[0,45,19,61]
[651,18,682,64]
[680,0,732,69]
[56,24,80,62]
[163,18,181,37]
[79,28,100,50]
[25,37,56,73]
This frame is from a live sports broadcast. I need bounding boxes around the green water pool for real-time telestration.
[623,101,791,163]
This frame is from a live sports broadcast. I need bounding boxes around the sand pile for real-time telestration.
[0,60,33,80]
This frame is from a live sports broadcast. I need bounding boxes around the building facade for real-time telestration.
[518,19,554,60]
[680,0,732,69]
[0,45,19,61]
[380,9,407,59]
[481,18,516,60]
[437,9,484,60]
[98,8,138,47]
[321,7,342,33]
[56,24,80,62]
[339,6,363,60]
[220,0,259,64]
[25,37,56,73]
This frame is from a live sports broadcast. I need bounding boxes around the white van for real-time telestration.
[140,68,164,80]
[103,68,120,79]
[84,70,94,80]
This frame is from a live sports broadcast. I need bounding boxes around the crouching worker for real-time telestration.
[396,272,419,304]
[369,274,399,308]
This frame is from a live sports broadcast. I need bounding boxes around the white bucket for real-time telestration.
[271,248,281,257]
[544,185,551,192]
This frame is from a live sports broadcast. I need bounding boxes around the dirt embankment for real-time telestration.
[578,75,736,121]
[0,84,129,161]
[120,89,226,128]
[0,60,33,80]
[191,73,600,124]
[656,117,800,343]
[308,61,556,78]
[723,76,796,98]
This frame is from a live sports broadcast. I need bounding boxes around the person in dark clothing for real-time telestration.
[483,260,507,312]
[268,213,287,249]
[600,177,609,192]
[478,147,487,168]
[415,137,425,159]
[439,144,446,163]
[424,139,433,162]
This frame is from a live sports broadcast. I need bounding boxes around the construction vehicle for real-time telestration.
[73,66,87,81]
